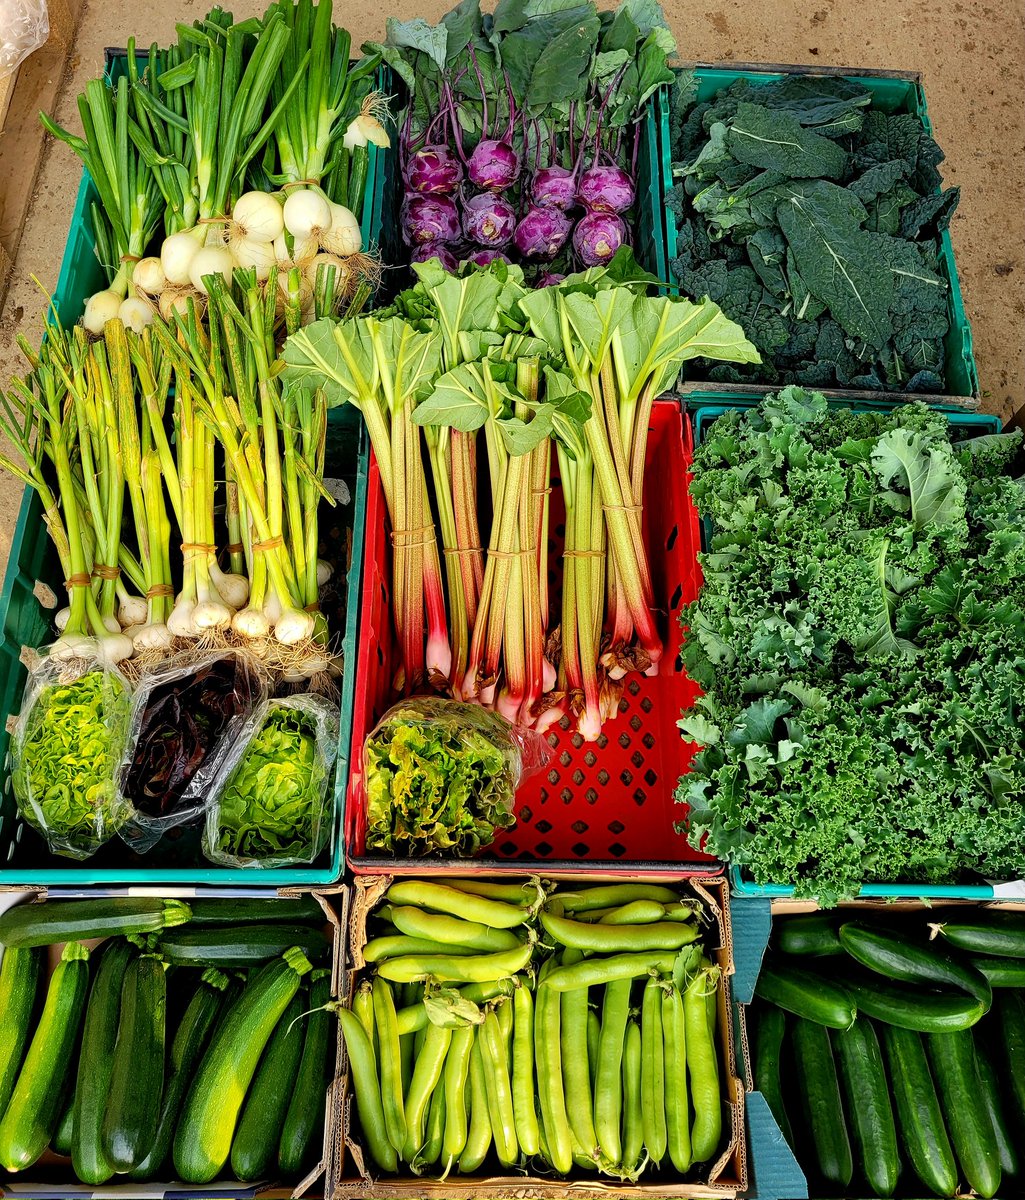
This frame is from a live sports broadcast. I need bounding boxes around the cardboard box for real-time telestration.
[730,894,1025,1200]
[330,871,746,1199]
[0,885,345,1200]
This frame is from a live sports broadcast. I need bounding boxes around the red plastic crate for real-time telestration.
[345,399,719,876]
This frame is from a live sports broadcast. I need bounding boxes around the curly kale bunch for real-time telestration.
[676,388,1025,902]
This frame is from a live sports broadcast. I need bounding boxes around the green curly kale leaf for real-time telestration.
[677,389,1025,903]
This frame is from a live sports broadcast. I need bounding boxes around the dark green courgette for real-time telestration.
[155,924,329,967]
[102,955,166,1171]
[996,989,1025,1121]
[927,1030,1001,1198]
[187,896,324,926]
[840,924,992,1008]
[279,969,333,1174]
[0,947,42,1117]
[880,1024,957,1198]
[0,899,191,947]
[834,1017,899,1198]
[755,964,855,1029]
[792,1018,853,1188]
[52,1088,74,1156]
[753,1005,792,1146]
[970,955,1025,988]
[130,968,231,1181]
[0,942,91,1172]
[776,914,843,957]
[231,990,306,1180]
[72,938,134,1184]
[931,912,1025,958]
[842,976,984,1033]
[974,1033,1020,1177]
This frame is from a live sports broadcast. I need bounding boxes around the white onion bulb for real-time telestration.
[232,190,284,242]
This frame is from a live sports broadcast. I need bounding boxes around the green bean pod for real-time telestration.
[458,1033,492,1173]
[396,980,515,1036]
[449,878,547,906]
[542,951,676,992]
[561,980,597,1158]
[686,967,722,1163]
[542,911,698,954]
[481,1008,518,1167]
[535,962,573,1174]
[336,1008,398,1173]
[513,985,539,1156]
[352,982,377,1074]
[594,977,632,1165]
[402,1023,452,1161]
[498,994,514,1069]
[598,900,673,925]
[621,1019,644,1175]
[558,885,682,913]
[371,979,406,1155]
[364,935,477,962]
[420,1076,445,1168]
[663,984,692,1173]
[641,977,668,1165]
[389,906,523,953]
[376,942,533,984]
[385,883,527,929]
[587,1010,601,1091]
[442,1025,474,1169]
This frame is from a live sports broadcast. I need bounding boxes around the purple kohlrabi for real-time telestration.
[401,194,461,246]
[531,165,577,210]
[467,139,520,192]
[410,242,459,272]
[577,164,635,214]
[462,193,517,247]
[404,145,464,195]
[467,249,511,266]
[513,207,574,260]
[537,271,566,288]
[573,211,627,267]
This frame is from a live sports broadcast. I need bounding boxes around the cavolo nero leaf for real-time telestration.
[727,103,847,178]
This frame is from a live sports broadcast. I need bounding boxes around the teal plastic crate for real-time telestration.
[685,398,1009,903]
[0,52,378,886]
[373,73,671,287]
[659,63,979,401]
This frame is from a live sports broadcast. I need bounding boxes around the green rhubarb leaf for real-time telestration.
[280,317,379,408]
[413,362,490,432]
[496,403,555,454]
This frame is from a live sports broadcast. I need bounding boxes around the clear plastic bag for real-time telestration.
[362,698,551,857]
[203,693,339,868]
[10,651,134,860]
[117,650,268,854]
[0,0,49,74]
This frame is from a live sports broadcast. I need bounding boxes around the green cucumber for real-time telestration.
[72,938,135,1184]
[840,924,991,1008]
[880,1024,957,1198]
[927,1030,1001,1198]
[0,947,42,1117]
[842,976,984,1032]
[996,989,1025,1120]
[970,956,1025,988]
[0,898,191,947]
[776,914,843,957]
[753,1005,792,1146]
[155,924,329,967]
[755,964,855,1029]
[279,969,333,1175]
[131,968,230,1181]
[791,1018,852,1188]
[174,947,312,1183]
[0,942,91,1172]
[187,896,324,925]
[834,1017,899,1198]
[932,912,1025,958]
[102,955,166,1171]
[974,1033,1020,1177]
[232,990,306,1180]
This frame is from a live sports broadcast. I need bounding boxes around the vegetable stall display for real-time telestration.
[336,876,733,1183]
[676,389,1025,902]
[371,0,676,274]
[283,258,757,746]
[42,0,384,334]
[0,896,334,1185]
[752,907,1025,1199]
[668,75,962,392]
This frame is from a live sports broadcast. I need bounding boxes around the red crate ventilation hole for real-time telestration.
[346,399,718,875]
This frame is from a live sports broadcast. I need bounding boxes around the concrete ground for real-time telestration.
[0,0,1022,580]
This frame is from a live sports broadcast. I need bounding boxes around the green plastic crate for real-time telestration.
[685,397,1008,902]
[659,64,979,401]
[0,52,378,886]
